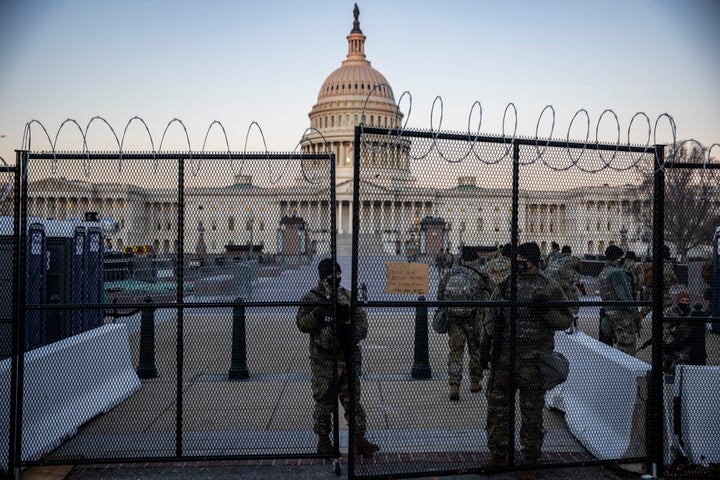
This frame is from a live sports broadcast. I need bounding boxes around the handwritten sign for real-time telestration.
[385,261,429,295]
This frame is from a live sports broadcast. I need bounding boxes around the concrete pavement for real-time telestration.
[18,257,647,479]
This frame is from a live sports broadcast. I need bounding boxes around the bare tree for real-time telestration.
[633,142,720,259]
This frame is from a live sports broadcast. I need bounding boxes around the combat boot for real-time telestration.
[517,468,538,480]
[483,453,507,468]
[449,384,460,401]
[316,434,333,455]
[355,434,380,458]
[470,379,482,393]
[517,454,538,479]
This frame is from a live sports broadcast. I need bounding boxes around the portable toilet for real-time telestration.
[0,216,13,358]
[26,222,47,349]
[0,218,46,355]
[84,225,104,330]
[44,220,86,341]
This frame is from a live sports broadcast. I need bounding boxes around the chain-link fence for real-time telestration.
[2,125,719,479]
[348,126,719,479]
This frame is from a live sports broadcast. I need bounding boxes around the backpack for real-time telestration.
[444,266,483,317]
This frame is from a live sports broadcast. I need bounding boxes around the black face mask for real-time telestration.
[334,277,342,289]
[516,261,530,273]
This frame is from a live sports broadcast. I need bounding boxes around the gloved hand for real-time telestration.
[335,304,350,324]
[313,304,333,322]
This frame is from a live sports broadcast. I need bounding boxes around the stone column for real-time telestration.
[337,201,343,234]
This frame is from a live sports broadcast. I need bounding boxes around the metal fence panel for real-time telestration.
[11,151,338,468]
[350,126,719,479]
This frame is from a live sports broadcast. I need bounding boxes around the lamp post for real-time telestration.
[620,224,628,250]
[245,206,255,260]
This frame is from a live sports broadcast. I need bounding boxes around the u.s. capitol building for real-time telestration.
[10,6,652,260]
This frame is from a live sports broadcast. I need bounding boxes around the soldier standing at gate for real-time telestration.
[483,242,573,479]
[663,290,694,375]
[296,259,380,457]
[438,247,493,401]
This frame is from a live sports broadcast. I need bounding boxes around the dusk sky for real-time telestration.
[0,0,718,163]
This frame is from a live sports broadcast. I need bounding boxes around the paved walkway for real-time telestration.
[17,257,649,479]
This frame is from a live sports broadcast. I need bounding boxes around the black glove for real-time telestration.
[336,304,350,324]
[313,304,333,322]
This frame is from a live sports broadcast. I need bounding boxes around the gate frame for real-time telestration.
[347,126,696,479]
[4,150,339,476]
[4,133,718,478]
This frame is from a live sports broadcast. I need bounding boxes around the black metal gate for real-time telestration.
[346,126,720,479]
[2,127,719,479]
[2,150,350,476]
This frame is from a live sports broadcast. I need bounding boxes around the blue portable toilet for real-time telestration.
[84,225,104,330]
[71,226,86,334]
[711,228,720,333]
[25,222,47,350]
[0,217,15,358]
[44,220,86,340]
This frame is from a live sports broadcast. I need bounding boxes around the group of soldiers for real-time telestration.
[436,242,576,479]
[294,243,708,475]
[598,244,708,374]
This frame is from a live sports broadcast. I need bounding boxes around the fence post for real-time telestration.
[229,297,249,380]
[411,295,432,379]
[688,303,707,366]
[46,295,63,344]
[136,295,157,379]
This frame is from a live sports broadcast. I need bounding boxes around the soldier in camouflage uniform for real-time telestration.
[623,251,644,300]
[598,245,637,355]
[545,245,582,320]
[542,241,560,270]
[663,290,693,375]
[481,243,512,286]
[438,247,493,400]
[623,251,648,331]
[483,242,573,478]
[296,258,379,457]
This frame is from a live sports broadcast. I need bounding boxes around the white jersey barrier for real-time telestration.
[545,331,650,462]
[0,324,141,469]
[669,365,720,465]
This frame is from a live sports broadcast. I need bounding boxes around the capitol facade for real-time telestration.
[8,6,652,260]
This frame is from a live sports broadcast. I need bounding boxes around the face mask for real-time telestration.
[334,277,342,289]
[516,261,530,273]
[678,304,691,314]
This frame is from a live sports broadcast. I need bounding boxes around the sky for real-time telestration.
[0,0,718,164]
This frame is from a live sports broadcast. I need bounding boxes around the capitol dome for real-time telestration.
[305,4,405,185]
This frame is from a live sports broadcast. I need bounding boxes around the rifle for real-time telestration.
[487,282,508,393]
[635,336,653,353]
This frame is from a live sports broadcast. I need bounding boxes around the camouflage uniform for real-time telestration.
[662,259,678,309]
[437,264,492,393]
[545,252,581,315]
[543,247,560,271]
[484,265,573,462]
[623,258,645,300]
[598,260,637,355]
[663,293,693,374]
[481,250,512,286]
[296,280,369,437]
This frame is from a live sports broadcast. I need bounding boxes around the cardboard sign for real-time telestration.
[385,261,429,295]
